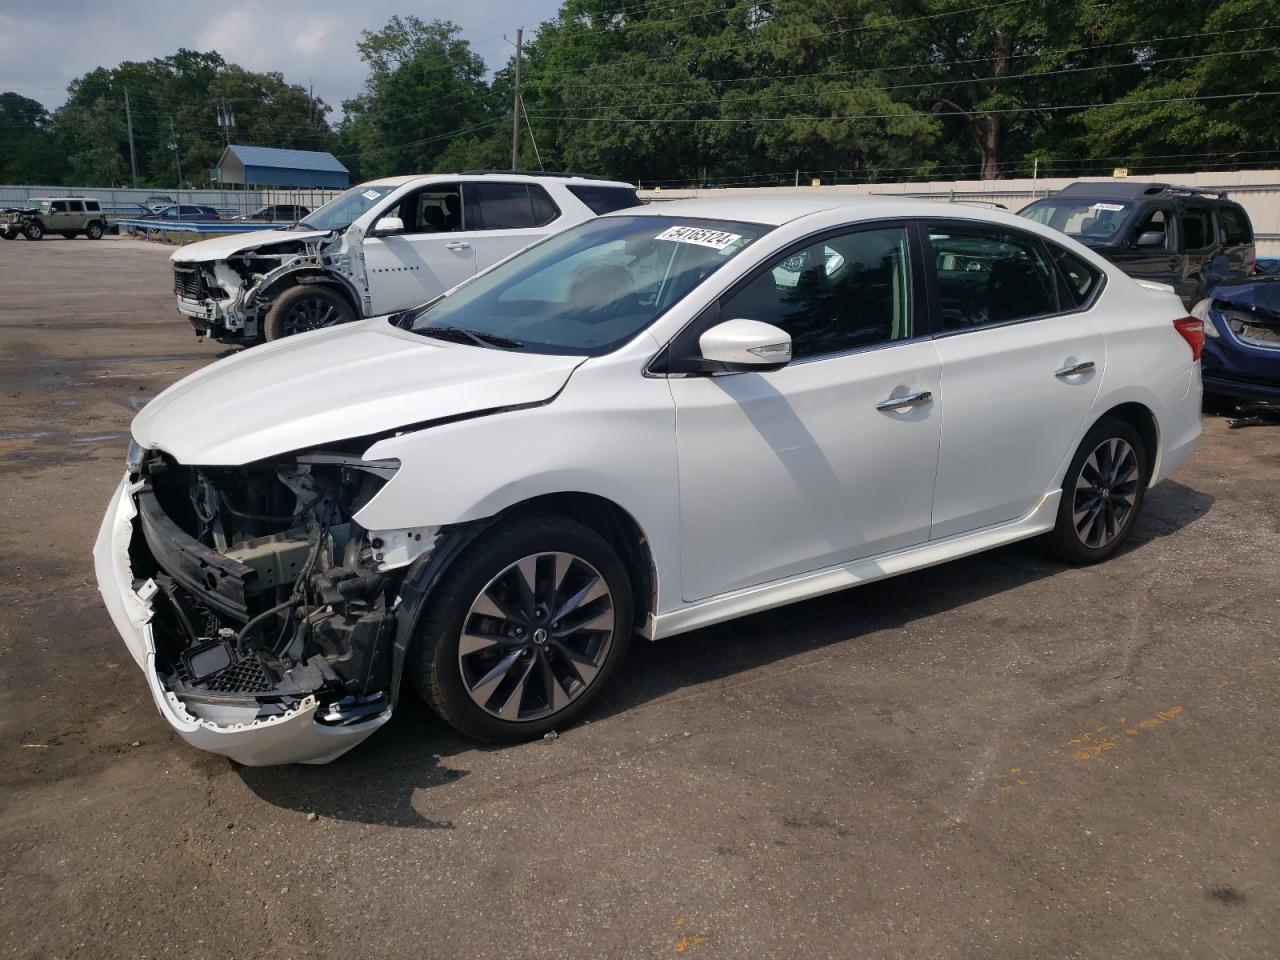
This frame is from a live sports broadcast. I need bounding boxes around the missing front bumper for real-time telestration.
[93,475,393,765]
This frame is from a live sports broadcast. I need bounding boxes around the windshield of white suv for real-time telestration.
[406,215,771,355]
[1019,199,1134,242]
[297,184,396,232]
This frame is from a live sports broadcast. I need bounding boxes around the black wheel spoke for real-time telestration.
[458,551,614,723]
[1072,436,1139,550]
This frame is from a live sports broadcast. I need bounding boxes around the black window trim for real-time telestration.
[648,216,930,376]
[920,218,1104,340]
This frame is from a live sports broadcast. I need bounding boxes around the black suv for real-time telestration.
[1019,181,1255,307]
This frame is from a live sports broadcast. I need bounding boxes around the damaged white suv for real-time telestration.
[170,172,641,345]
[97,198,1202,766]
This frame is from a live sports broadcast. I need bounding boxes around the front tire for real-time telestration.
[263,285,356,341]
[22,221,44,241]
[409,513,634,742]
[1042,418,1149,564]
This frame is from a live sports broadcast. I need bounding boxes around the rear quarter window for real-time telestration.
[567,185,643,215]
[1047,244,1104,308]
[1219,206,1253,245]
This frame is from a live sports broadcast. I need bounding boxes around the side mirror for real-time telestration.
[698,319,792,373]
[1135,229,1165,248]
[373,216,404,235]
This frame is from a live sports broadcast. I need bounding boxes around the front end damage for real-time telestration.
[173,231,362,344]
[94,444,431,765]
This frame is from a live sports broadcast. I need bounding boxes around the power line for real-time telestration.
[528,89,1280,124]
[540,24,1280,92]
[533,45,1279,115]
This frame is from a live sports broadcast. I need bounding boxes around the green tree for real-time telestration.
[0,92,58,183]
[340,16,496,177]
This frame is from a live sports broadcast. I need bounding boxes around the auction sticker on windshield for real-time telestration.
[1091,203,1126,212]
[655,225,744,249]
[362,189,382,200]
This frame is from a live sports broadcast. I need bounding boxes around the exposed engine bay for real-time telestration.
[126,445,426,732]
[172,231,361,344]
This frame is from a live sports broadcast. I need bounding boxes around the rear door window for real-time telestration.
[1180,207,1214,251]
[68,200,85,213]
[926,224,1059,329]
[465,182,560,230]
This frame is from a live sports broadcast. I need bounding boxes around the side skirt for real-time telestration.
[653,490,1062,640]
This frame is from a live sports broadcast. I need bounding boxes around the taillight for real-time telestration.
[1173,316,1205,361]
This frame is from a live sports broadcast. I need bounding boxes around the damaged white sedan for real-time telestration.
[97,198,1202,765]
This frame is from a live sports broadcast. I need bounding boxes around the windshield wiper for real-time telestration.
[419,326,523,349]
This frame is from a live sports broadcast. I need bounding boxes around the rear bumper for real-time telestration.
[93,475,391,765]
[1150,364,1203,486]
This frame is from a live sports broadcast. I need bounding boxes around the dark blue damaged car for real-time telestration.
[1193,277,1280,403]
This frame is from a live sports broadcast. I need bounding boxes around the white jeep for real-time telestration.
[169,172,641,345]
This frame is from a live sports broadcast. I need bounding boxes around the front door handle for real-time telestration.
[875,390,933,411]
[1054,360,1095,378]
[445,241,471,250]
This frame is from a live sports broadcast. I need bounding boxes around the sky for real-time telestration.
[0,0,563,119]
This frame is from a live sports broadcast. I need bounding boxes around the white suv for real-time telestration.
[169,172,641,345]
[97,197,1203,765]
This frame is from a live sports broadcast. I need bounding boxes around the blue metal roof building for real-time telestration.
[216,145,350,188]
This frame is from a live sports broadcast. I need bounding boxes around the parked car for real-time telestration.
[1,197,114,240]
[1192,276,1280,403]
[96,197,1203,765]
[1019,181,1255,307]
[168,171,643,345]
[236,203,311,223]
[143,194,176,212]
[125,204,223,236]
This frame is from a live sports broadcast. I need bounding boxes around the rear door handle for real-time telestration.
[445,241,471,250]
[1054,360,1095,378]
[875,390,933,411]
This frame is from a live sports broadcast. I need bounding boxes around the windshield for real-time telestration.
[407,215,771,355]
[298,183,396,232]
[1019,199,1133,242]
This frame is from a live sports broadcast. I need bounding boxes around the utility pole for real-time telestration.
[169,118,183,188]
[511,27,523,171]
[123,89,138,185]
[216,99,236,145]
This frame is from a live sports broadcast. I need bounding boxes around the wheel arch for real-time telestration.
[1092,401,1159,480]
[490,491,658,639]
[258,269,362,317]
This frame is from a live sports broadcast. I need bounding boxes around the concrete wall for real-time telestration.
[640,169,1280,256]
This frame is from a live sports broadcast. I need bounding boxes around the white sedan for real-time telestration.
[95,197,1203,764]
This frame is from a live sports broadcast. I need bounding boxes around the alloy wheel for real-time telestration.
[1072,437,1139,549]
[458,552,615,722]
[280,295,342,336]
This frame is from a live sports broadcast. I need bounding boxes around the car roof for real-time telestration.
[362,172,636,189]
[604,194,1108,241]
[1051,180,1229,201]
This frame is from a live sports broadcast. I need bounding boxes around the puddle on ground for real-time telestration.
[70,433,127,444]
[0,430,54,441]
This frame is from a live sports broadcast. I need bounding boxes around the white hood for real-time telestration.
[169,228,333,263]
[131,319,585,465]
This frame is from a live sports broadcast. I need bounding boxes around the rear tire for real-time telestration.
[263,285,356,341]
[409,513,634,742]
[22,221,44,241]
[1041,418,1149,564]
[86,222,104,240]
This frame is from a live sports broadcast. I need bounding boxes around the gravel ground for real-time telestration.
[1,234,1277,959]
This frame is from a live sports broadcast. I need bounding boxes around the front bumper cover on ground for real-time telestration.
[93,474,392,765]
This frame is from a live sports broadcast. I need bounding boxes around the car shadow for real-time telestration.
[236,479,1213,828]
